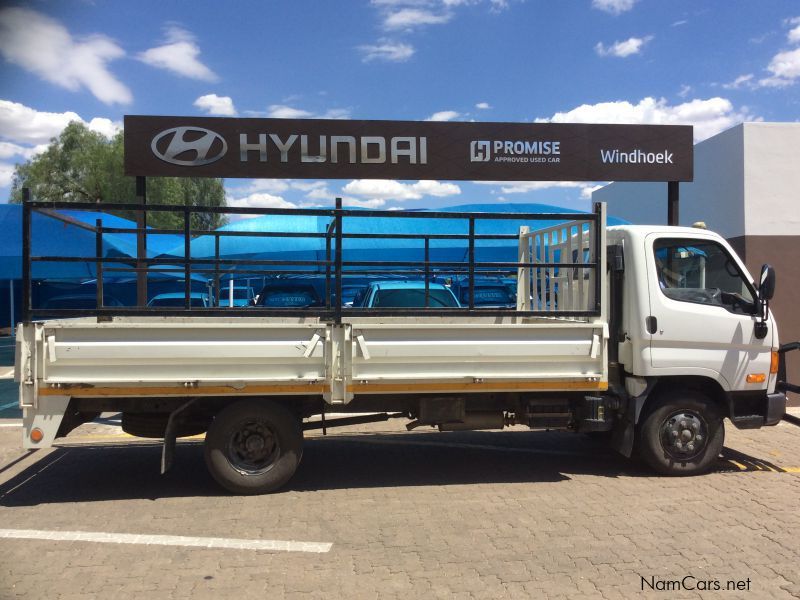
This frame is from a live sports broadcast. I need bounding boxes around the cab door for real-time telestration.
[644,233,772,390]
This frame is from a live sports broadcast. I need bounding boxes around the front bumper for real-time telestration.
[765,391,787,426]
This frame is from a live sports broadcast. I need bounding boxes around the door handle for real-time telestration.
[645,316,658,335]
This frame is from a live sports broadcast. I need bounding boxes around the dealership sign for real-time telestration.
[124,115,693,181]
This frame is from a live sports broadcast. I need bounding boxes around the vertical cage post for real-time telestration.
[135,176,147,306]
[95,219,104,309]
[424,237,430,307]
[325,219,334,309]
[594,203,603,313]
[183,207,191,309]
[213,234,221,306]
[334,198,343,324]
[21,187,31,322]
[468,217,475,310]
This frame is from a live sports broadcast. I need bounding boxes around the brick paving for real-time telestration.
[0,416,799,599]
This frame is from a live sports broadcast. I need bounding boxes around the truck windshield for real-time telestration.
[653,239,756,314]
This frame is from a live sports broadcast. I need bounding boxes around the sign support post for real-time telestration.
[667,181,679,226]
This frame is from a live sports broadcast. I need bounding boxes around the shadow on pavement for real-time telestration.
[0,429,781,505]
[718,446,788,472]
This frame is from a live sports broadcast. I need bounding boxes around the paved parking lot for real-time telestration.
[0,409,799,599]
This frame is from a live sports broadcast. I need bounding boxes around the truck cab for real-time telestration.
[607,225,784,473]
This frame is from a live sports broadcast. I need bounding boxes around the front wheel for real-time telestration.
[204,400,303,494]
[637,389,724,476]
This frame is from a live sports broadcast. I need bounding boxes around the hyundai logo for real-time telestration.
[151,127,227,166]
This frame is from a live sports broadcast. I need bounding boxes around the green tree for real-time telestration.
[9,122,227,230]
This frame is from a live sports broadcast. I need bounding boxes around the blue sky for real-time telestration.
[0,0,798,212]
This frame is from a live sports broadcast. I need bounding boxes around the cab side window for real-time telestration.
[653,239,756,314]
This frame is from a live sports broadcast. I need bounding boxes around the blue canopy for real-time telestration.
[168,202,627,275]
[0,205,183,280]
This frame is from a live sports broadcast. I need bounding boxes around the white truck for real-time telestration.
[14,201,792,494]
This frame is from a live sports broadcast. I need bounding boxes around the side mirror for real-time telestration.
[759,264,776,301]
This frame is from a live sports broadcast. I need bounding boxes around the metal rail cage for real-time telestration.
[21,199,604,321]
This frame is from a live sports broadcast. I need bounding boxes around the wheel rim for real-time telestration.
[659,410,708,461]
[226,419,280,475]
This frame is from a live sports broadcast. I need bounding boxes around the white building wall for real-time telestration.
[743,122,800,236]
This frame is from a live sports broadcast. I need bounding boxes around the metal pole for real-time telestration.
[9,279,14,334]
[135,176,147,306]
[668,181,679,226]
[21,187,30,322]
[184,207,191,309]
[334,198,343,324]
[325,220,333,309]
[424,237,430,308]
[95,219,104,308]
[214,234,221,306]
[468,217,475,310]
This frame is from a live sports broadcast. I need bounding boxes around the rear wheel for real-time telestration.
[204,400,303,494]
[637,389,724,476]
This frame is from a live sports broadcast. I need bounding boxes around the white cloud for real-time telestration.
[758,47,800,88]
[426,110,461,121]
[342,197,386,208]
[137,26,218,82]
[227,179,291,196]
[0,100,120,145]
[226,193,298,210]
[0,162,14,187]
[581,184,605,199]
[739,17,800,88]
[786,16,800,44]
[536,96,755,142]
[0,7,131,105]
[722,74,754,90]
[0,141,39,160]
[319,108,352,119]
[194,94,237,116]
[384,8,452,30]
[266,105,314,119]
[411,180,462,197]
[475,102,491,110]
[595,36,652,58]
[86,117,121,139]
[343,179,460,202]
[359,41,415,62]
[473,180,602,196]
[262,105,351,119]
[591,0,637,15]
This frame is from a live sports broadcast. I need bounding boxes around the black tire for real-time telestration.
[637,389,724,476]
[204,400,303,495]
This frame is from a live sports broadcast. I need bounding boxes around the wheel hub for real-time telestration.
[227,420,280,475]
[660,411,707,460]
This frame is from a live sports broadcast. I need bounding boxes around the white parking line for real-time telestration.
[0,529,333,553]
[0,401,19,411]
